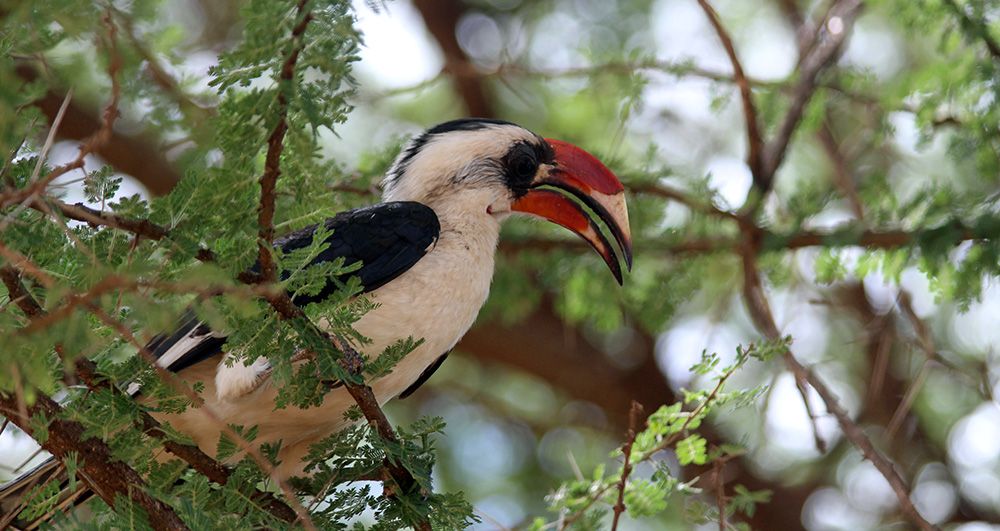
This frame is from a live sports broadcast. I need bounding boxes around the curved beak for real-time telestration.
[511,138,632,284]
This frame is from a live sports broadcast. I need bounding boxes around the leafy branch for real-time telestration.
[256,0,312,284]
[536,343,778,530]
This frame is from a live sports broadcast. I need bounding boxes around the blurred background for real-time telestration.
[4,0,1000,529]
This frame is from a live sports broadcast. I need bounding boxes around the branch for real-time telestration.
[628,181,740,221]
[885,291,937,440]
[113,8,214,125]
[0,266,43,317]
[696,0,765,187]
[610,401,643,531]
[0,392,188,531]
[25,197,227,265]
[941,0,1000,61]
[817,122,865,220]
[0,267,297,523]
[504,217,988,261]
[40,199,168,239]
[257,0,312,282]
[257,289,431,530]
[412,0,494,117]
[761,0,864,181]
[501,235,729,257]
[739,244,937,530]
[556,349,744,530]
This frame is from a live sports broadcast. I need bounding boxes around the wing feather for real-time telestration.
[144,201,439,376]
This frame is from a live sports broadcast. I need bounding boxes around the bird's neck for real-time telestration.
[431,200,502,255]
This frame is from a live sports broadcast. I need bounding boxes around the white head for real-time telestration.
[381,118,634,283]
[382,119,550,221]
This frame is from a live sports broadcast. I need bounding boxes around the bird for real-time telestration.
[0,118,631,524]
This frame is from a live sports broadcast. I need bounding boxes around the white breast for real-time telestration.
[359,219,499,402]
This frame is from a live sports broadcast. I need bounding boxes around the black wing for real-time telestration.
[275,201,440,304]
[146,201,439,374]
[398,351,449,399]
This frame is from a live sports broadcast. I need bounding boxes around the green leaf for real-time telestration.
[675,434,708,466]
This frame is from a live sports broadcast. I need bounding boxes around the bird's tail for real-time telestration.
[0,457,92,530]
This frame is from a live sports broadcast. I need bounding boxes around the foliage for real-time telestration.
[532,342,779,530]
[3,0,1000,529]
[0,0,472,528]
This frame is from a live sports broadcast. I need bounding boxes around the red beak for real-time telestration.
[511,138,632,284]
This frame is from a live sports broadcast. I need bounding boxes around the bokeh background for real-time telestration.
[4,0,1000,529]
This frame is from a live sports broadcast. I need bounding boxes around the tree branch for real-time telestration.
[0,392,189,531]
[40,199,169,239]
[0,266,298,524]
[257,289,431,530]
[696,0,765,188]
[412,0,495,117]
[738,242,937,530]
[817,121,865,220]
[761,0,863,181]
[113,8,214,125]
[610,401,643,531]
[256,0,312,283]
[628,181,740,221]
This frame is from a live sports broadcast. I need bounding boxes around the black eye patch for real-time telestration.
[503,141,541,195]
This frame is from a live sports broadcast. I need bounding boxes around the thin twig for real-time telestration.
[112,7,214,123]
[817,122,865,221]
[28,89,73,184]
[695,0,764,187]
[557,354,743,530]
[793,376,828,454]
[761,0,864,181]
[0,463,66,530]
[628,182,740,221]
[714,457,726,531]
[886,291,937,440]
[610,401,644,531]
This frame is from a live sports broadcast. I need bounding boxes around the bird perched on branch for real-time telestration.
[0,118,631,524]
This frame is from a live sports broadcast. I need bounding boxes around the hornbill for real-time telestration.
[0,118,631,523]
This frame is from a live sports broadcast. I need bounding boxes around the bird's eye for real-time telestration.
[513,153,537,181]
